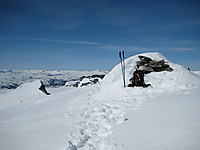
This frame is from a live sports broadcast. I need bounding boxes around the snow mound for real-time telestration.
[12,80,44,96]
[0,80,46,110]
[97,52,200,99]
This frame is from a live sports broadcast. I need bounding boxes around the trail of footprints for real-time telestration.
[66,89,153,150]
[66,85,168,149]
[67,96,140,150]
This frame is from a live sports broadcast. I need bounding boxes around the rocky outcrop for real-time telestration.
[65,74,105,87]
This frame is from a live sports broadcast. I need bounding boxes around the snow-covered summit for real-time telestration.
[97,52,200,99]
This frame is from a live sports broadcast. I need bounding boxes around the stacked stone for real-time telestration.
[136,56,173,73]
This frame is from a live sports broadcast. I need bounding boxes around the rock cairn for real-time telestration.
[136,55,173,73]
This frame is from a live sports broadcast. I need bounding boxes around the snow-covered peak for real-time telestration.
[97,52,200,99]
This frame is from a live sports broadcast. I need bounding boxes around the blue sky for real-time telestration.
[0,0,200,71]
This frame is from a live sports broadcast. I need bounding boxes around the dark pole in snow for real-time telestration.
[119,51,126,87]
[122,51,126,87]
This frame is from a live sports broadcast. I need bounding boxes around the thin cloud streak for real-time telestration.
[24,38,200,52]
[99,44,159,52]
[100,44,197,52]
[31,39,104,46]
[165,47,196,51]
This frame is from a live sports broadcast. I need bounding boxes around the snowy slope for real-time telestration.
[114,88,200,150]
[0,52,200,150]
[0,86,91,150]
[193,71,200,77]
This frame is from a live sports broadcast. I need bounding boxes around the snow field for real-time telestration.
[66,86,171,149]
[113,88,200,150]
[0,52,200,150]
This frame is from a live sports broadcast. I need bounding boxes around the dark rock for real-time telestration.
[66,74,106,87]
[138,56,152,62]
[136,56,173,73]
[1,83,19,89]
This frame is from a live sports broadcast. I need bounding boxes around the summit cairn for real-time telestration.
[128,55,173,88]
[136,55,173,74]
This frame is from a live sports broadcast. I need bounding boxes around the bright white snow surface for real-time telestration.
[0,52,200,150]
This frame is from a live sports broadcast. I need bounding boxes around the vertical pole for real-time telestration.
[122,51,126,87]
[119,51,126,87]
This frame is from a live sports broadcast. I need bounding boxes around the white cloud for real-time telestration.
[99,44,158,52]
[172,47,196,51]
[31,39,104,46]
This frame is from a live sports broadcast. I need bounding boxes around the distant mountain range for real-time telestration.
[0,69,108,90]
